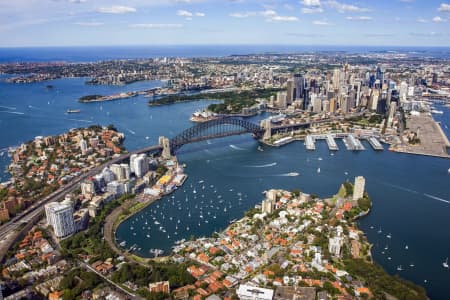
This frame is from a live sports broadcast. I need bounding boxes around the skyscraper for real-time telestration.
[45,202,76,238]
[286,79,294,106]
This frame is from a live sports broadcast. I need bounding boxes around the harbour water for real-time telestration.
[0,75,449,299]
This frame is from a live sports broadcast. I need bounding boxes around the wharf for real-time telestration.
[326,134,339,151]
[344,134,365,151]
[305,135,316,150]
[367,137,384,151]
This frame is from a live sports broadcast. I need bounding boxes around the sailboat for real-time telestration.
[317,167,321,173]
[397,265,403,271]
[443,258,449,268]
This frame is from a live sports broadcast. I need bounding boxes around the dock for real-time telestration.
[305,135,316,150]
[367,137,384,150]
[344,134,365,151]
[326,134,339,151]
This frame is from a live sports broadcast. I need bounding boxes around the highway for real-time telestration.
[0,144,162,260]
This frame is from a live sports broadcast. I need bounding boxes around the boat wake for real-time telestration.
[0,105,16,110]
[229,144,246,151]
[127,129,136,135]
[379,182,419,194]
[276,172,300,177]
[0,110,25,115]
[65,118,93,123]
[424,193,450,204]
[245,162,277,168]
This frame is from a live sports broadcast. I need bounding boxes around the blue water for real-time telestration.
[0,75,450,298]
[1,45,450,62]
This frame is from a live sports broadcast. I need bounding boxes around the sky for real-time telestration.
[0,0,450,47]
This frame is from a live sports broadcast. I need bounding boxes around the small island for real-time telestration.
[79,92,138,103]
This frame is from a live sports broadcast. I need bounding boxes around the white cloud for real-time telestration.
[195,12,205,17]
[230,10,298,22]
[432,16,447,22]
[302,7,324,13]
[261,10,298,22]
[74,21,103,26]
[97,5,136,14]
[327,1,369,13]
[399,0,414,3]
[438,3,450,12]
[270,15,299,21]
[129,23,183,28]
[229,12,252,18]
[313,20,330,25]
[417,17,428,23]
[177,10,193,17]
[346,16,373,21]
[302,0,321,6]
[69,0,87,3]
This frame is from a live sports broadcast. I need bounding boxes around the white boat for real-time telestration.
[317,167,321,173]
[318,157,323,161]
[386,233,392,239]
[119,241,126,247]
[410,263,415,267]
[431,110,443,114]
[154,221,160,225]
[286,172,299,177]
[257,146,264,152]
[443,258,449,268]
[397,265,403,271]
[405,245,409,250]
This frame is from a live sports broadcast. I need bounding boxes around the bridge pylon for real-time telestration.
[260,119,272,140]
[159,136,172,159]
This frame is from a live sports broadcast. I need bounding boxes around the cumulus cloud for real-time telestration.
[69,0,87,3]
[345,16,373,21]
[432,16,447,22]
[327,0,369,13]
[302,0,321,6]
[416,17,428,23]
[438,3,450,12]
[177,10,193,17]
[129,23,183,28]
[97,5,136,14]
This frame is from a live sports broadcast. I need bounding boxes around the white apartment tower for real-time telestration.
[45,202,76,238]
[353,176,365,201]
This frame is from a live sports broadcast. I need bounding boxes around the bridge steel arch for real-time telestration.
[169,117,264,154]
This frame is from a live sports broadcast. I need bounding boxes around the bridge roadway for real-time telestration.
[0,144,162,261]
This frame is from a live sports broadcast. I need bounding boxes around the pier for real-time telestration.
[305,135,316,150]
[344,134,365,151]
[367,137,384,150]
[326,134,339,151]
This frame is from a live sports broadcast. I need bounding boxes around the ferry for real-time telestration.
[66,109,81,114]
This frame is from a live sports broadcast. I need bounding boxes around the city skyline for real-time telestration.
[1,0,450,47]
